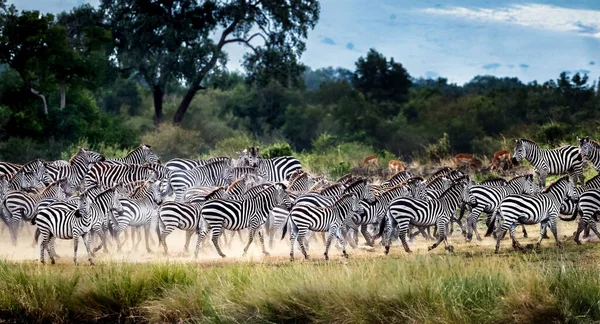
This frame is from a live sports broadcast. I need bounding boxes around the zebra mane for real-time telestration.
[248,183,283,199]
[344,178,367,192]
[40,178,68,195]
[380,184,406,196]
[480,177,507,185]
[426,175,449,187]
[205,187,226,200]
[584,138,600,148]
[227,178,246,192]
[317,183,344,194]
[429,166,452,178]
[406,176,424,183]
[123,145,145,157]
[130,180,153,197]
[542,175,570,193]
[518,138,537,146]
[69,149,86,164]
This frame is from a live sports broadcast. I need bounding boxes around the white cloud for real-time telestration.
[423,4,600,38]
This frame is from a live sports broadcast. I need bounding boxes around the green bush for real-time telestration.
[141,124,206,161]
[424,133,450,163]
[207,134,257,158]
[260,142,293,158]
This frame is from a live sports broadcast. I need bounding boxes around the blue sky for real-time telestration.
[10,0,600,85]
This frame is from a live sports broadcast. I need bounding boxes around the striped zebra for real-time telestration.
[382,178,468,254]
[45,148,105,191]
[108,180,163,252]
[104,144,160,165]
[283,193,361,260]
[156,188,225,255]
[196,183,291,258]
[165,156,240,171]
[167,159,232,201]
[559,175,600,219]
[512,138,584,187]
[578,136,600,172]
[494,176,578,253]
[0,161,22,177]
[346,184,411,247]
[1,178,74,245]
[562,189,600,245]
[381,171,413,188]
[246,147,302,182]
[85,162,158,190]
[78,185,124,255]
[32,189,97,265]
[267,179,375,248]
[459,174,536,242]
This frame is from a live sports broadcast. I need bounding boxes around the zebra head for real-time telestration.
[274,183,292,210]
[235,149,250,167]
[141,144,161,164]
[247,146,260,168]
[578,136,593,157]
[148,180,164,205]
[83,148,105,163]
[406,177,427,200]
[512,139,527,164]
[58,178,75,199]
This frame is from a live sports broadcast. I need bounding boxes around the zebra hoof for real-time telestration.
[476,237,483,242]
[446,245,455,253]
[428,246,434,251]
[343,252,349,259]
[263,252,270,257]
[384,246,390,255]
[89,260,95,266]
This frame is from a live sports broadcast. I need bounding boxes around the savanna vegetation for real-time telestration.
[0,0,598,176]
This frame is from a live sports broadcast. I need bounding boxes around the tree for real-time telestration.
[352,48,412,104]
[102,0,320,126]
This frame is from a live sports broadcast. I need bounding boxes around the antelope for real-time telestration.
[388,160,405,174]
[454,154,482,170]
[361,155,379,170]
[490,149,512,171]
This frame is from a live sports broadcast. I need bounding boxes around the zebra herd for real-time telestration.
[1,137,600,265]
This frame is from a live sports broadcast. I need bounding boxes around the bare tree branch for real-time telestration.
[30,87,48,115]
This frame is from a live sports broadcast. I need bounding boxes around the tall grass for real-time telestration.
[1,249,600,323]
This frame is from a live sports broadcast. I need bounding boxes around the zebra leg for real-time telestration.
[242,227,257,257]
[49,237,60,259]
[428,222,446,252]
[398,226,411,253]
[183,230,193,253]
[160,228,171,255]
[324,228,337,260]
[144,224,152,253]
[360,224,374,247]
[297,229,310,260]
[82,232,94,266]
[509,223,523,251]
[40,235,48,265]
[548,214,562,249]
[210,227,227,258]
[335,227,349,259]
[588,221,600,241]
[194,226,209,259]
[537,221,548,249]
[523,224,530,238]
[495,227,508,254]
[289,227,298,261]
[73,234,80,266]
[466,206,483,242]
[573,218,587,245]
[257,230,270,256]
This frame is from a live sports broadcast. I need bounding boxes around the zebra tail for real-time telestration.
[559,206,581,222]
[484,209,498,237]
[377,215,387,239]
[280,216,289,240]
[34,228,40,244]
[457,202,467,222]
[156,213,166,246]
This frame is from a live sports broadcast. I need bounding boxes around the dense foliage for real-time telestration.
[0,1,598,164]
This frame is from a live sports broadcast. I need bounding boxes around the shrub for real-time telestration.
[424,133,450,163]
[260,142,293,158]
[141,124,206,161]
[207,134,257,158]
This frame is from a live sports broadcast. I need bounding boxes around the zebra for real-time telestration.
[459,174,536,242]
[246,147,302,182]
[31,188,104,265]
[267,179,376,248]
[167,159,232,201]
[558,189,600,245]
[108,180,164,252]
[1,178,74,245]
[85,162,157,190]
[382,177,468,254]
[165,156,239,171]
[345,184,411,247]
[196,183,291,258]
[381,171,413,188]
[283,193,362,261]
[104,144,160,165]
[45,148,105,191]
[578,136,600,172]
[156,188,225,255]
[494,176,578,253]
[0,161,22,177]
[512,138,584,187]
[78,185,124,255]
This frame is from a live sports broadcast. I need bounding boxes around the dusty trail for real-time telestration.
[0,220,594,265]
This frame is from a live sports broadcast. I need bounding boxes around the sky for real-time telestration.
[9,0,600,85]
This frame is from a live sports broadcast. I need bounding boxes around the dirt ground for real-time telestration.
[0,218,596,265]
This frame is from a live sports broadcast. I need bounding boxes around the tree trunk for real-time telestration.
[152,85,164,127]
[173,84,204,125]
[60,81,66,109]
[30,88,48,116]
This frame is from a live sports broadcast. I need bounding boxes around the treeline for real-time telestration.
[0,1,598,163]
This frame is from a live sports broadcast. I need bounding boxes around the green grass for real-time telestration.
[1,244,600,323]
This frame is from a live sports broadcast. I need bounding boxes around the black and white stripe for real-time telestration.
[85,162,157,190]
[382,178,468,254]
[165,156,234,171]
[104,144,160,165]
[196,183,291,258]
[494,176,578,253]
[513,138,584,187]
[45,149,105,191]
[283,193,361,260]
[579,136,600,172]
[167,159,232,201]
